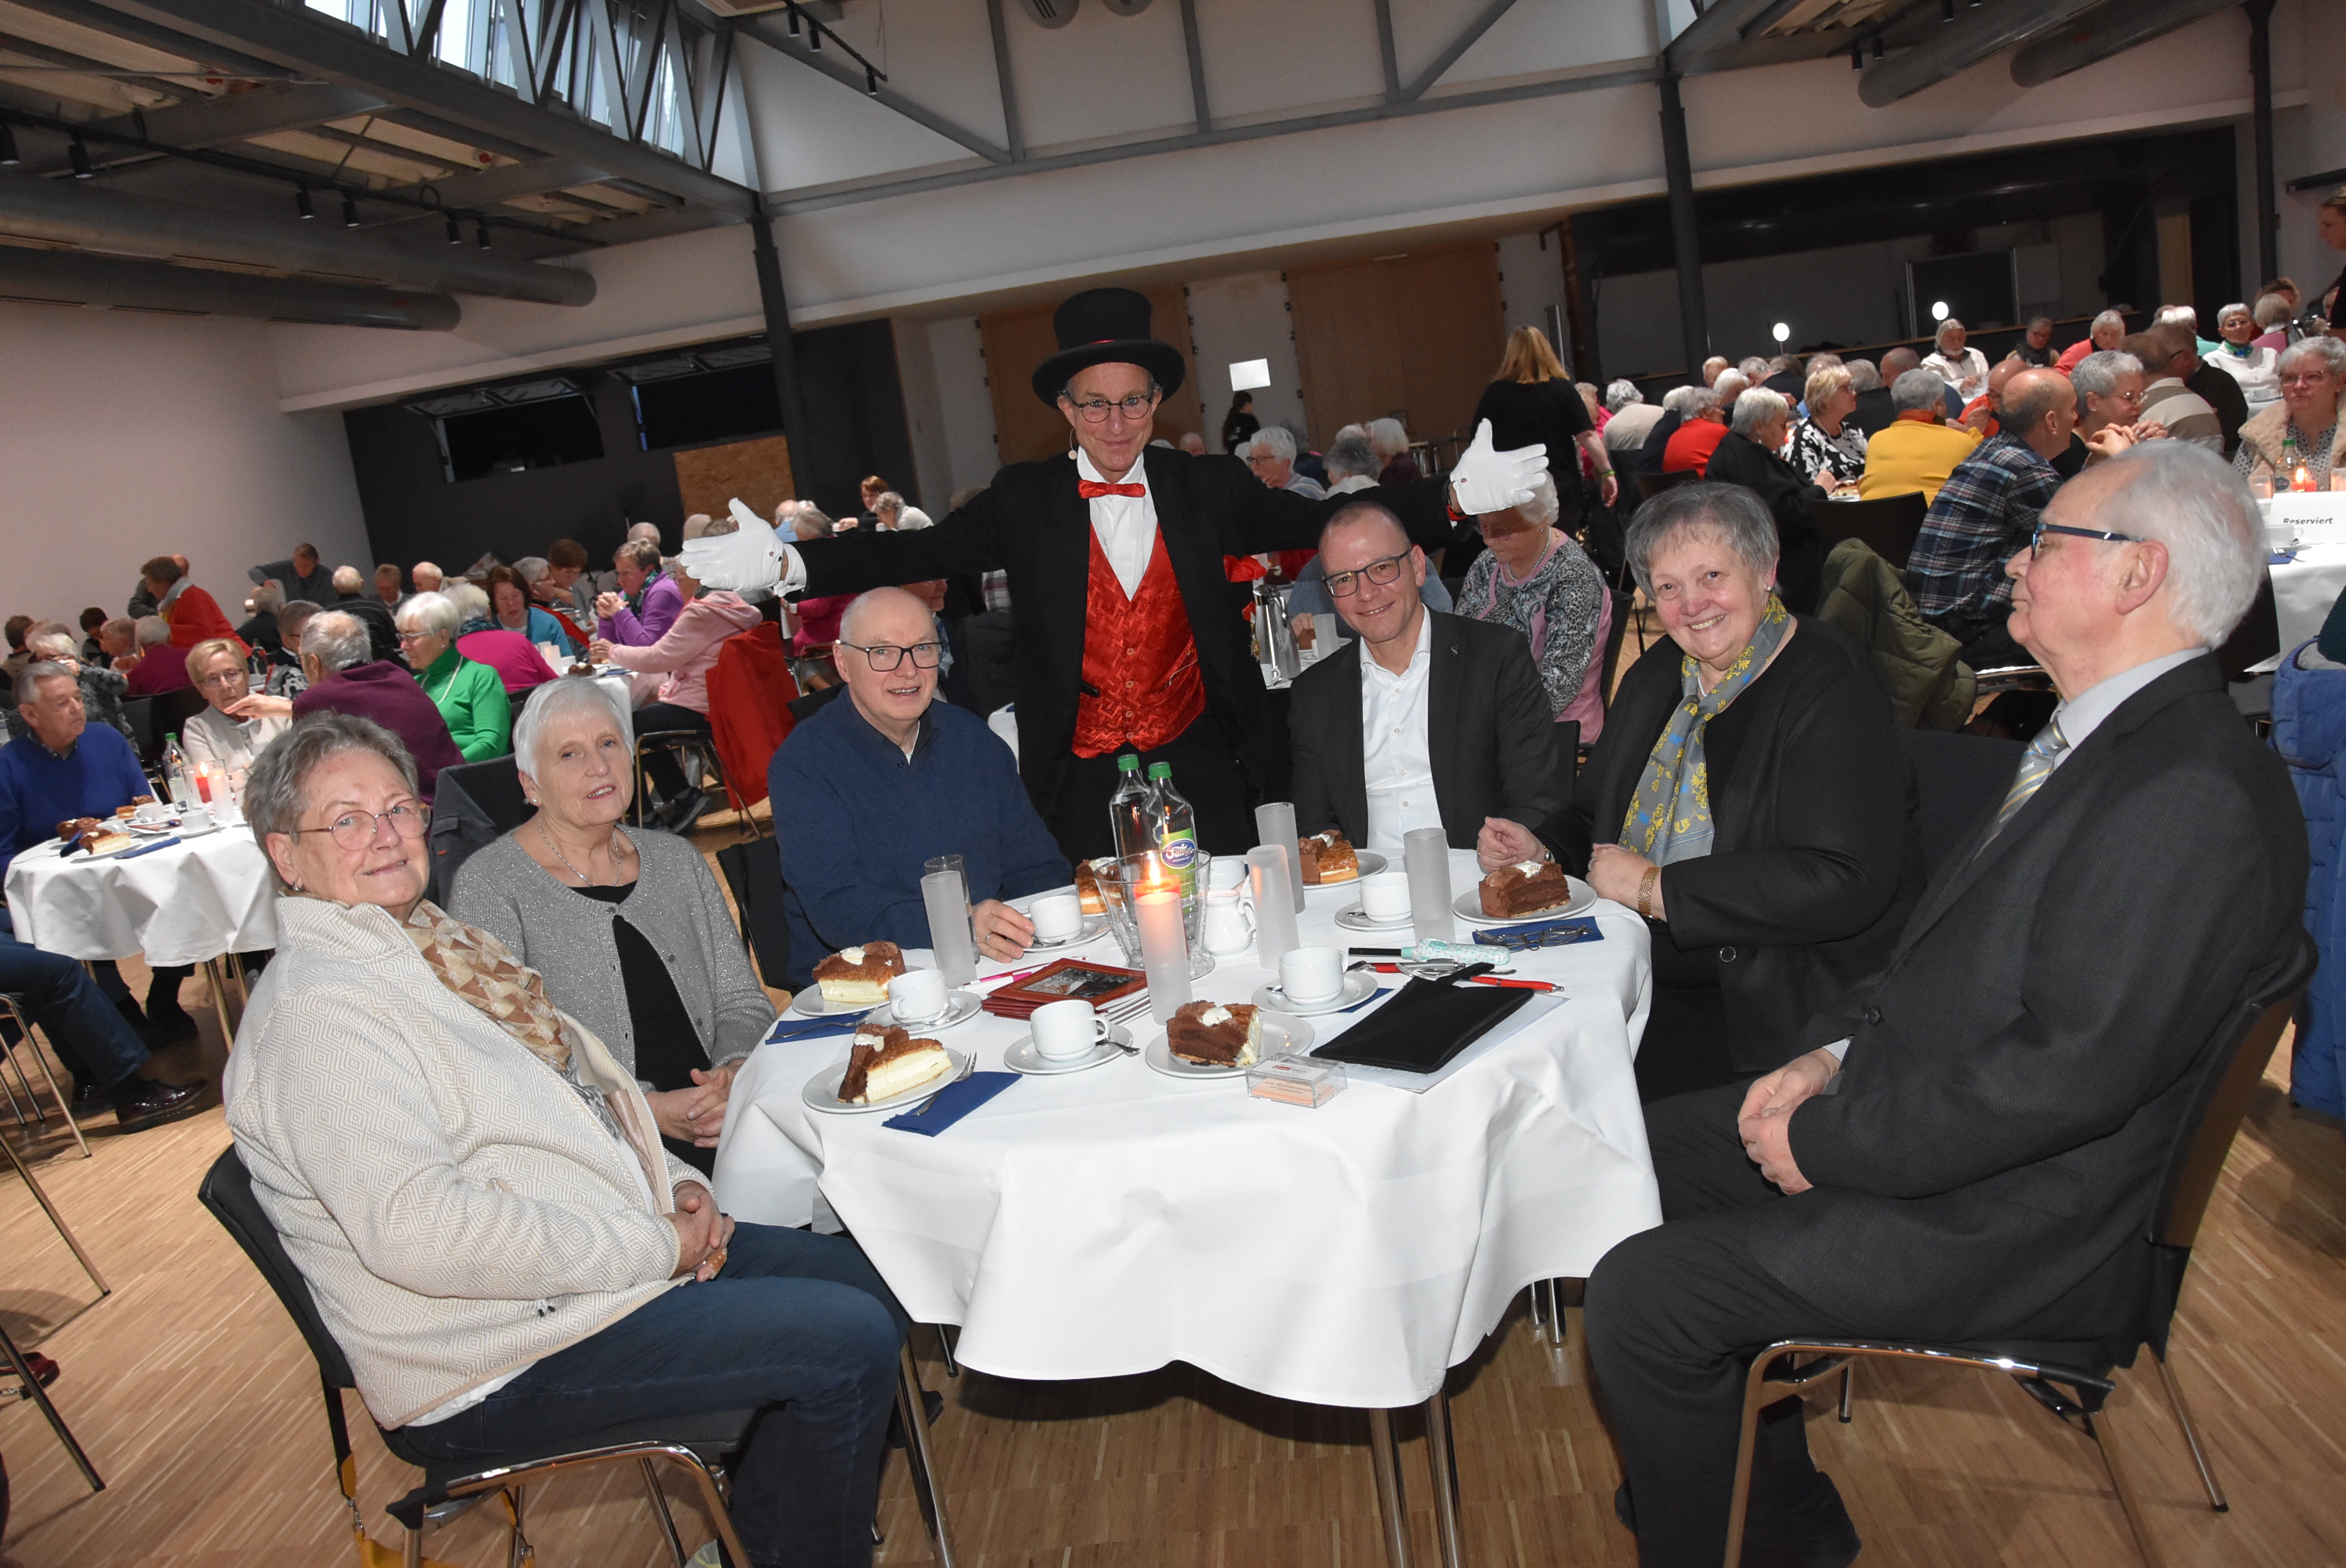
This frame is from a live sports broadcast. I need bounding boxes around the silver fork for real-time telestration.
[1101,994,1152,1051]
[910,1051,976,1116]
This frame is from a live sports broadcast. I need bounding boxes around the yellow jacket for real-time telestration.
[1858,413,1983,504]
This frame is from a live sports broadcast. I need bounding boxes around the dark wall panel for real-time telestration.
[343,318,917,572]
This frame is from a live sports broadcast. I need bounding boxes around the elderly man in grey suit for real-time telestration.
[1583,442,2308,1568]
[1287,501,1564,853]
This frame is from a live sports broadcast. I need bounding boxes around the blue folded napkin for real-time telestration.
[1473,915,1603,949]
[2271,550,2297,564]
[114,836,182,860]
[762,1011,873,1045]
[885,1070,1018,1135]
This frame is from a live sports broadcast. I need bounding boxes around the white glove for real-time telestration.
[677,498,790,593]
[1447,419,1547,517]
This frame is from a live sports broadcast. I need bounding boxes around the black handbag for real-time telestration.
[1311,969,1532,1076]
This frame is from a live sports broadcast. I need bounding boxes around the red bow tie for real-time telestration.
[1078,480,1146,499]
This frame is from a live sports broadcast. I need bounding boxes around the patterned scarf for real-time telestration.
[401,900,581,1071]
[1620,596,1792,866]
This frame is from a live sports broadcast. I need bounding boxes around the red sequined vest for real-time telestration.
[1071,529,1204,757]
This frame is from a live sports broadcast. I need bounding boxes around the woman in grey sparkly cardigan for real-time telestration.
[451,677,774,1174]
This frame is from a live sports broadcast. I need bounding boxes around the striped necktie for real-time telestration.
[1988,717,2069,838]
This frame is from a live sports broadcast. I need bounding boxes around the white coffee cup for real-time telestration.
[1280,945,1345,1005]
[1031,998,1108,1060]
[1208,857,1248,892]
[1358,871,1412,923]
[180,804,214,832]
[1030,892,1083,942]
[134,800,167,823]
[886,968,950,1025]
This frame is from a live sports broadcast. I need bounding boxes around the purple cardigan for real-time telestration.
[601,573,684,648]
[292,662,466,800]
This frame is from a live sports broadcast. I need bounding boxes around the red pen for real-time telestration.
[1469,976,1556,991]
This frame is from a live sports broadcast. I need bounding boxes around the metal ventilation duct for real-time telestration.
[1858,0,2103,107]
[2009,0,2239,87]
[0,180,593,307]
[0,246,461,329]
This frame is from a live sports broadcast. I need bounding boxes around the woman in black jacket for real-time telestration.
[1480,483,1921,1102]
[1220,393,1261,454]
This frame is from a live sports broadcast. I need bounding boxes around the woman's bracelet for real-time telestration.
[1637,866,1660,921]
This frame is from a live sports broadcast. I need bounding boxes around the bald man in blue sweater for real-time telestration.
[771,589,1066,987]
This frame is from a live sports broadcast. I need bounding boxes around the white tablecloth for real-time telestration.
[714,848,1659,1409]
[4,826,278,964]
[2272,544,2346,655]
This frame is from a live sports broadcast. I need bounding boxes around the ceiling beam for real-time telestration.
[1371,0,1400,103]
[734,13,1011,166]
[775,59,1661,216]
[983,0,1026,161]
[396,156,616,208]
[1179,0,1211,131]
[1399,0,1520,102]
[59,0,758,214]
[1658,0,1784,72]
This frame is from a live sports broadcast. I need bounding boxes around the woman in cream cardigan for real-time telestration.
[452,675,774,1175]
[223,713,906,1567]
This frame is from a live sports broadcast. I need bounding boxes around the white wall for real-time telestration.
[0,300,369,636]
[1182,271,1305,448]
[924,317,1001,499]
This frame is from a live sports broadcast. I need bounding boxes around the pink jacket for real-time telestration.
[601,591,762,715]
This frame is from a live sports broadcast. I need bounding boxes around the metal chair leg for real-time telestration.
[1526,1280,1546,1331]
[1367,1407,1412,1568]
[2152,1350,2228,1512]
[641,1457,689,1566]
[1838,1362,1855,1423]
[1,1320,103,1491]
[1423,1386,1465,1568]
[895,1344,956,1566]
[504,1483,532,1568]
[1544,1280,1568,1347]
[2,1123,108,1295]
[936,1322,961,1378]
[17,1016,90,1158]
[2086,1403,2165,1568]
[201,955,238,1047]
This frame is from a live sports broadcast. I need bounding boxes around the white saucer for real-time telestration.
[1453,876,1597,926]
[1335,905,1414,933]
[866,991,982,1032]
[1004,1027,1132,1075]
[801,1047,970,1115]
[1026,915,1109,951]
[1141,1014,1315,1078]
[789,987,882,1019]
[1252,971,1383,1016]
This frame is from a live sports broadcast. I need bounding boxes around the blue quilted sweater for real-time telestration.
[2270,641,2346,1117]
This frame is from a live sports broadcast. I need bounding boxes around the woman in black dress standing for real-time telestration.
[1463,328,1619,575]
[1221,392,1261,454]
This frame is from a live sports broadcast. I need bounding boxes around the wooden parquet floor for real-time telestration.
[7,855,2346,1566]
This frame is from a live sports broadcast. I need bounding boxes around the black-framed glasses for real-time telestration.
[1324,550,1413,598]
[292,802,430,851]
[1064,392,1159,423]
[2030,521,2142,552]
[838,640,946,671]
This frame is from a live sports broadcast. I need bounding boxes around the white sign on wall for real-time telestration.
[1228,358,1272,393]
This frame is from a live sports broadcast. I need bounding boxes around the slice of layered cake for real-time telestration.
[837,1023,953,1104]
[1073,858,1109,916]
[813,941,906,1007]
[1479,859,1571,919]
[1298,829,1360,885]
[1166,1000,1264,1068]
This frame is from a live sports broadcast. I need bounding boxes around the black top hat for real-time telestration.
[1029,287,1188,406]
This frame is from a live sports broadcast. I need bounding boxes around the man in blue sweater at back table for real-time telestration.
[772,588,1066,987]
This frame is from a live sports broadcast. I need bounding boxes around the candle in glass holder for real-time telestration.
[1135,882,1192,1021]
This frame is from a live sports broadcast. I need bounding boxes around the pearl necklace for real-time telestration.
[541,821,629,887]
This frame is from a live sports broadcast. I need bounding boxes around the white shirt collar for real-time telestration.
[2051,647,2206,758]
[1361,608,1433,688]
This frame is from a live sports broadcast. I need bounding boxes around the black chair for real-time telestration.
[116,695,157,762]
[1894,731,2021,881]
[1600,586,1636,699]
[2216,572,2280,681]
[1634,467,1698,503]
[150,685,209,752]
[786,682,848,726]
[633,728,736,833]
[424,754,528,905]
[714,838,794,992]
[200,1145,960,1567]
[1722,936,2316,1568]
[1805,491,1929,571]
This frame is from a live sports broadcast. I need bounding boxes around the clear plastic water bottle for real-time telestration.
[1147,760,1200,899]
[1108,753,1154,863]
[162,734,191,808]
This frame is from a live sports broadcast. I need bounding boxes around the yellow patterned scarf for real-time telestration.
[400,900,583,1073]
[1620,596,1792,866]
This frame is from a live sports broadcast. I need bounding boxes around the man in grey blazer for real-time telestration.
[1582,443,2309,1568]
[1287,502,1565,852]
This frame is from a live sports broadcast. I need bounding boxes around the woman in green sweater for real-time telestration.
[394,590,511,760]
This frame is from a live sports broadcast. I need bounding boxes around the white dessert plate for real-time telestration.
[1453,876,1597,926]
[1335,906,1413,933]
[1004,1027,1134,1075]
[790,986,884,1019]
[1304,851,1389,891]
[866,991,982,1033]
[1142,1014,1316,1079]
[801,1047,971,1116]
[1252,971,1384,1016]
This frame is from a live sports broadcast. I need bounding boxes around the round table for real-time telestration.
[714,847,1659,1566]
[4,823,278,1042]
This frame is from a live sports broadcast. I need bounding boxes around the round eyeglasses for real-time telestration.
[292,802,430,851]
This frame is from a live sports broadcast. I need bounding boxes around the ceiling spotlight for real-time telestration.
[475,217,492,249]
[1850,42,1863,68]
[866,67,879,95]
[809,24,823,50]
[0,119,18,168]
[1772,321,1791,343]
[1930,299,1950,322]
[446,212,463,245]
[296,185,315,220]
[1872,33,1884,58]
[67,135,93,179]
[340,191,361,227]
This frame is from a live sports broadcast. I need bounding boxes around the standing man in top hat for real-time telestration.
[685,286,1544,859]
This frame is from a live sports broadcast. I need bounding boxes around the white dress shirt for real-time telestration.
[1075,448,1158,598]
[1359,612,1440,851]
